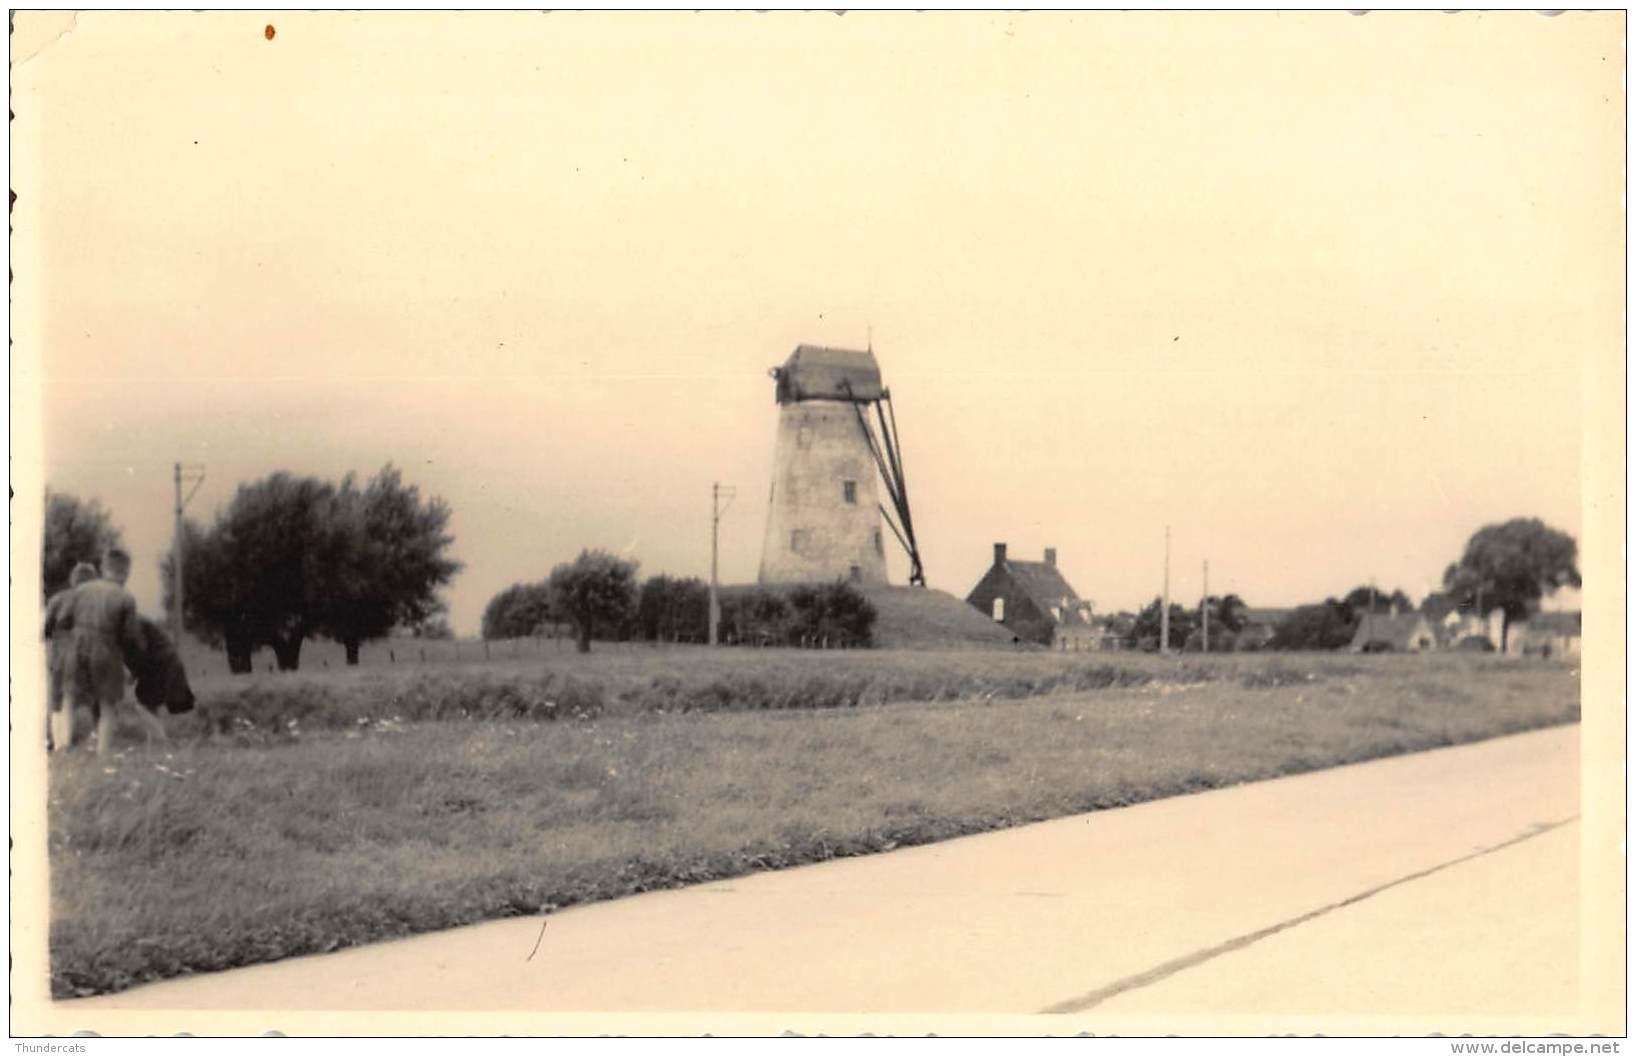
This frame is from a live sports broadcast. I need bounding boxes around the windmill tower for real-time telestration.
[758,344,925,587]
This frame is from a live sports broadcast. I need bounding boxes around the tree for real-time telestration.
[1443,518,1581,651]
[161,516,258,674]
[163,473,337,672]
[43,490,124,599]
[481,581,555,639]
[548,550,639,653]
[635,575,710,643]
[1125,596,1198,652]
[320,465,462,665]
[788,582,877,647]
[1186,594,1250,652]
[1269,599,1357,651]
[1341,585,1415,615]
[721,588,790,646]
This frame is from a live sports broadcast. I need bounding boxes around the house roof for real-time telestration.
[773,345,883,404]
[1003,559,1088,625]
[1522,611,1581,636]
[1349,611,1433,649]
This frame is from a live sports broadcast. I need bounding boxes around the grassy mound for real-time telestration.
[860,586,1021,649]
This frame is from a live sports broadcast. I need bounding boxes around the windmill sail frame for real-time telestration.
[842,381,925,587]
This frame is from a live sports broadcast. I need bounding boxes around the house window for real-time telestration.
[992,597,1005,621]
[843,480,857,504]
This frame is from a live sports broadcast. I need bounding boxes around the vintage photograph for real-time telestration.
[8,9,1624,1040]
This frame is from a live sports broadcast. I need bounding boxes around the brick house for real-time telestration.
[965,543,1094,647]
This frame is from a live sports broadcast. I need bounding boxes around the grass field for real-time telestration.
[45,650,1578,999]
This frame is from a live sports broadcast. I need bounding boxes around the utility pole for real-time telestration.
[1201,558,1209,653]
[1367,580,1377,648]
[708,482,736,646]
[172,462,205,643]
[1160,524,1171,654]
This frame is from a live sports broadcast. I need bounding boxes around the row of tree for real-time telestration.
[483,554,878,651]
[164,466,460,672]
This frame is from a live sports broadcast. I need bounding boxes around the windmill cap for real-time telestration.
[772,345,884,404]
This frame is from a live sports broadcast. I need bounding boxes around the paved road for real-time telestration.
[61,726,1581,1029]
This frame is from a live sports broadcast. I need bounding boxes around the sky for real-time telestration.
[12,11,1616,635]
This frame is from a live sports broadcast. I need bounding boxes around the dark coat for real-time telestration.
[123,617,196,715]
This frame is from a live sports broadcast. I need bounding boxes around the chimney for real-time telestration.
[994,542,1008,566]
[1044,547,1057,567]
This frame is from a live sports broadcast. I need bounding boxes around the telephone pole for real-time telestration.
[708,482,736,646]
[1201,558,1210,653]
[172,462,205,643]
[1160,525,1171,654]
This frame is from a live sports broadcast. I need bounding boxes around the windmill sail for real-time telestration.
[844,383,925,587]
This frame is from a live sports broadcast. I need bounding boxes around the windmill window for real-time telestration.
[992,597,1005,621]
[790,529,807,553]
[873,530,883,556]
[849,564,862,582]
[843,480,857,504]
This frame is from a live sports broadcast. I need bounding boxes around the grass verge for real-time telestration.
[47,654,1578,998]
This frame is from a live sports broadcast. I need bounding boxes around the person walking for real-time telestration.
[55,548,144,754]
[43,561,99,751]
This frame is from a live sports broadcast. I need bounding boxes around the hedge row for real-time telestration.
[170,658,1361,742]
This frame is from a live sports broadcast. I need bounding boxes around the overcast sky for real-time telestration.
[13,11,1615,635]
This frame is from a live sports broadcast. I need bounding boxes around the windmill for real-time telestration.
[757,344,925,587]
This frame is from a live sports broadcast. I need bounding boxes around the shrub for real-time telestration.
[787,582,877,648]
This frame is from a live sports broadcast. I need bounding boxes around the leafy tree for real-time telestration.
[161,516,257,674]
[1341,585,1415,615]
[1183,595,1249,652]
[1125,597,1198,652]
[636,575,710,643]
[788,582,877,647]
[1269,599,1357,651]
[43,490,124,600]
[410,613,455,640]
[321,465,461,665]
[481,581,555,639]
[161,473,337,672]
[1443,518,1581,651]
[548,550,640,653]
[720,588,790,646]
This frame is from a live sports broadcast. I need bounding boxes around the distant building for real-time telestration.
[1348,609,1437,653]
[965,543,1094,647]
[1506,611,1581,659]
